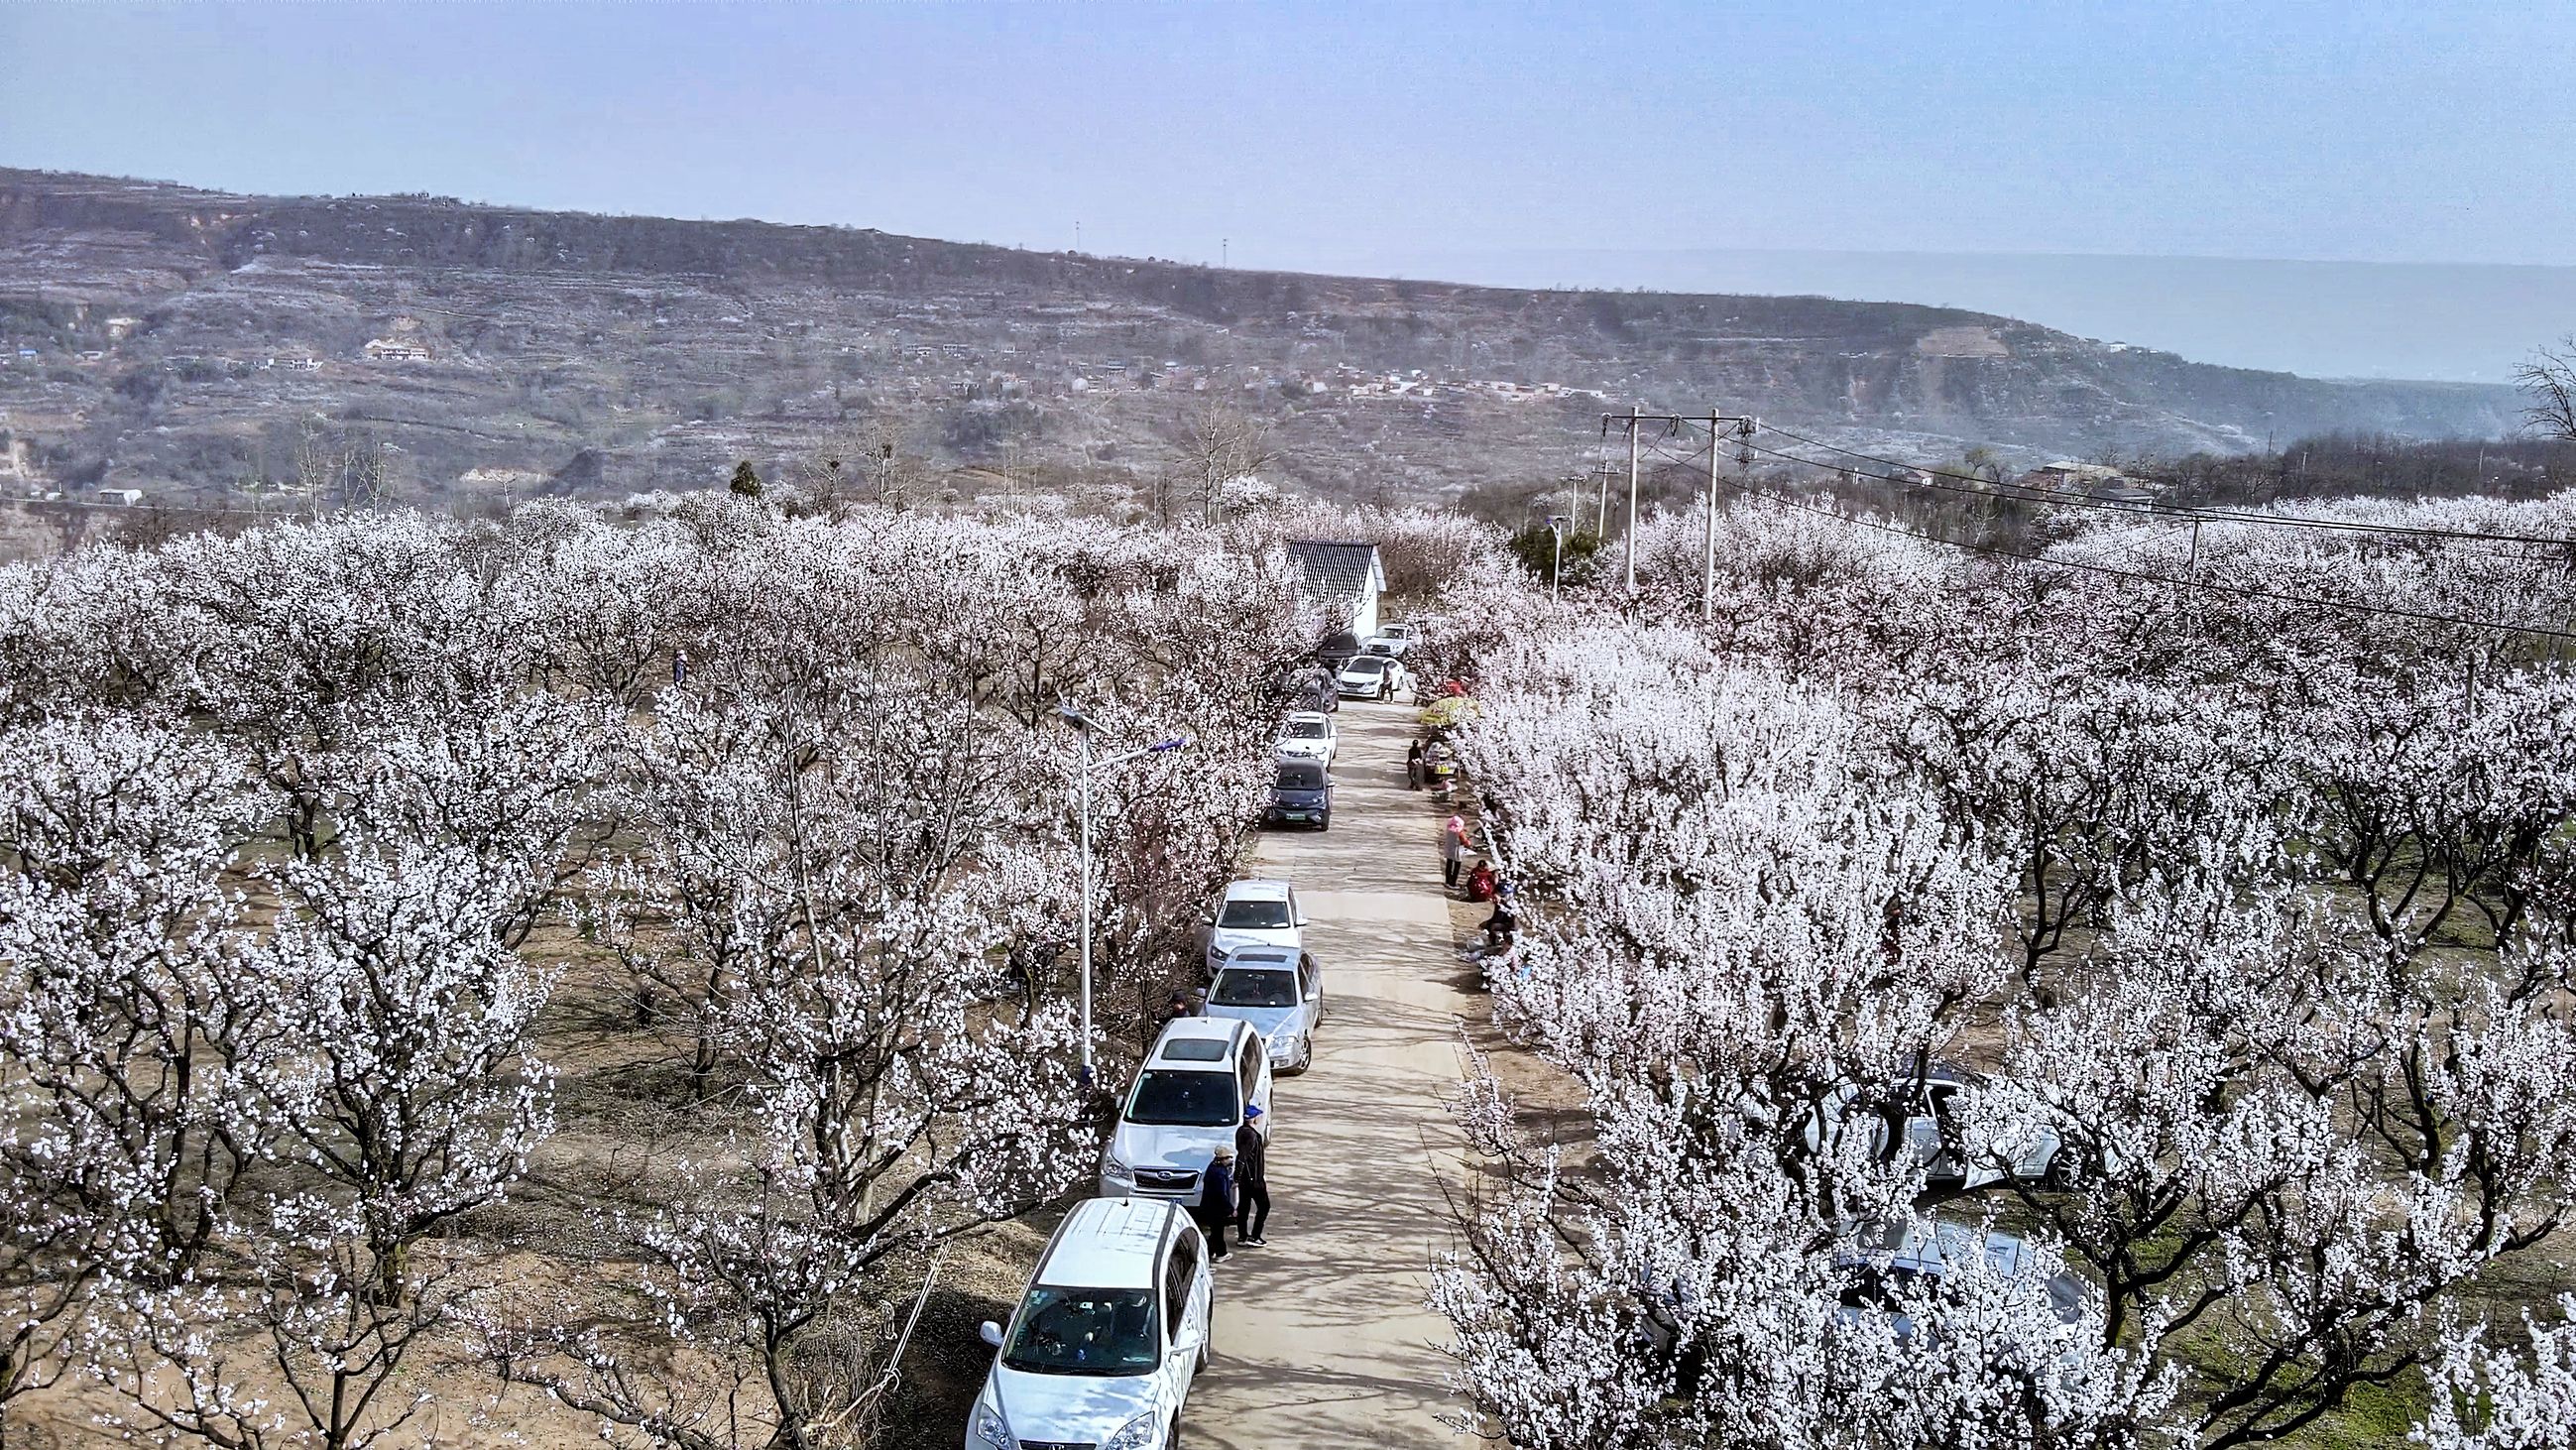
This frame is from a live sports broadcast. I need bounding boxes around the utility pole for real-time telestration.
[1545,514,1569,604]
[1057,705,1190,1081]
[1623,405,1642,590]
[1600,410,1757,604]
[1593,459,1612,539]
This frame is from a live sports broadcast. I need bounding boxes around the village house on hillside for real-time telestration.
[2021,460,2127,493]
[363,314,434,362]
[1286,540,1386,641]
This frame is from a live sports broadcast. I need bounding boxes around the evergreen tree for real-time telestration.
[729,460,762,499]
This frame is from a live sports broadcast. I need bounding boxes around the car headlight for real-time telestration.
[1103,1150,1133,1181]
[1268,1031,1301,1058]
[970,1398,1012,1448]
[1103,1411,1161,1450]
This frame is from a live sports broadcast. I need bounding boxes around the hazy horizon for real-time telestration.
[1303,246,2575,385]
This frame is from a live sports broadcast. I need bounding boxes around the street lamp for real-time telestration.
[1543,514,1569,603]
[1059,703,1190,1080]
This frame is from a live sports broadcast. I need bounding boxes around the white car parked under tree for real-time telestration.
[967,1196,1213,1450]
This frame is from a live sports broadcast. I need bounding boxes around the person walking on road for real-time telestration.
[1234,1103,1272,1246]
[1201,1144,1239,1261]
[1406,740,1426,790]
[1442,814,1469,891]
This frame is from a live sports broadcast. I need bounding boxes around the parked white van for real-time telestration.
[966,1196,1213,1450]
[1100,1017,1274,1207]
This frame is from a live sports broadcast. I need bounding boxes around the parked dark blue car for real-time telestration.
[1268,759,1332,830]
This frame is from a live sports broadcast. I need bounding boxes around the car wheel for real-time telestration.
[1317,811,1331,831]
[2044,1153,2080,1191]
[1171,1413,1187,1448]
[1298,1036,1314,1073]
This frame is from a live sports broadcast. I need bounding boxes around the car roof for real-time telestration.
[1218,946,1298,970]
[1035,1197,1176,1289]
[1221,879,1293,902]
[1150,1016,1252,1062]
[1282,710,1330,725]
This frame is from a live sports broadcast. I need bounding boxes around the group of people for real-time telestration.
[1441,813,1518,960]
[1195,1104,1271,1261]
[1405,737,1459,798]
[1157,989,1274,1262]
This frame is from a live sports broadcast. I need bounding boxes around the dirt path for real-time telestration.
[1187,698,1476,1448]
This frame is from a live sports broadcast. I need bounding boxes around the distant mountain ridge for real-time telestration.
[0,168,2526,509]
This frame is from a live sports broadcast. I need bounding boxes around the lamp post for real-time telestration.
[1059,703,1190,1080]
[1544,514,1568,604]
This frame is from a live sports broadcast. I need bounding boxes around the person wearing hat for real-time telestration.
[1200,1143,1239,1261]
[1234,1103,1272,1247]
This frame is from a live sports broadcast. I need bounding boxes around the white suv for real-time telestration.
[1202,879,1305,973]
[967,1196,1213,1450]
[1100,1017,1274,1208]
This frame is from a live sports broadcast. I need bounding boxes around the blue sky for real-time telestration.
[5,2,2572,377]
[6,1,2569,267]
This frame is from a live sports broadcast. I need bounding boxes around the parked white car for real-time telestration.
[1275,710,1337,767]
[1369,622,1419,655]
[1789,1065,2072,1190]
[1100,1017,1275,1208]
[1203,945,1326,1074]
[967,1196,1213,1450]
[1202,879,1306,973]
[1832,1218,2087,1345]
[1334,652,1410,701]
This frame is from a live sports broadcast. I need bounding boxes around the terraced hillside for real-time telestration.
[0,168,2522,511]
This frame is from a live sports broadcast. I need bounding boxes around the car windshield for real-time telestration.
[1124,1069,1240,1127]
[1284,720,1327,739]
[1218,899,1292,928]
[1212,969,1299,1009]
[1343,657,1386,675]
[1275,764,1325,789]
[1001,1286,1159,1376]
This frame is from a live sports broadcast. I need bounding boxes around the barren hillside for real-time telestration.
[0,168,2523,511]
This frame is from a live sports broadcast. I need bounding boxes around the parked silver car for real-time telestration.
[1202,945,1326,1074]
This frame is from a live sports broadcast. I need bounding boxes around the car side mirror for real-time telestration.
[979,1320,1004,1349]
[1172,1323,1205,1353]
[1294,912,1309,926]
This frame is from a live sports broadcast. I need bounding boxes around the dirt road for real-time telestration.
[1188,698,1476,1448]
